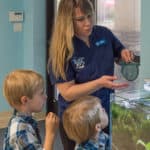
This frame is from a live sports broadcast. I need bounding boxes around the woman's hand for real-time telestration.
[56,76,128,102]
[121,49,134,63]
[98,75,128,89]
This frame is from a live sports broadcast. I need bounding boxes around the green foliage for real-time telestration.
[112,103,150,144]
[137,140,150,150]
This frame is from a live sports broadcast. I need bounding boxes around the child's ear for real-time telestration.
[20,96,28,105]
[95,123,102,132]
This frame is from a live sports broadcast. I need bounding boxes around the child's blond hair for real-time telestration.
[63,95,104,144]
[3,69,44,108]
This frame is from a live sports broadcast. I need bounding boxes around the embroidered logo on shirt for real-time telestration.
[72,57,85,70]
[95,39,106,47]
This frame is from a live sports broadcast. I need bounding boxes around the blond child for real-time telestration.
[63,96,109,150]
[3,69,59,150]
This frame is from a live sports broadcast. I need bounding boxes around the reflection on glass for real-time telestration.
[97,0,141,90]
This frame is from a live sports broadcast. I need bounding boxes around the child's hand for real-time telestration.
[45,112,59,137]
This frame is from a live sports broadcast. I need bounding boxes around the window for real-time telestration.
[96,0,141,86]
[96,0,141,53]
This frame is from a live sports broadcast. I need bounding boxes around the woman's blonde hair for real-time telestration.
[63,95,102,144]
[48,0,94,80]
[3,70,44,108]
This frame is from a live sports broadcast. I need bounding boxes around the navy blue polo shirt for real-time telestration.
[49,25,125,118]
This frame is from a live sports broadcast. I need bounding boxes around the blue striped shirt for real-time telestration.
[75,131,110,150]
[3,112,43,150]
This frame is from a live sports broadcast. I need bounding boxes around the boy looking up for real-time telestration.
[63,96,109,150]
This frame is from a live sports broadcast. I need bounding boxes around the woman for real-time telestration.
[48,0,133,149]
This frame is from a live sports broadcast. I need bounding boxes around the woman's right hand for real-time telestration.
[55,75,128,102]
[98,75,128,89]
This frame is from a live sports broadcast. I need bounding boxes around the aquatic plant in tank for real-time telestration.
[137,140,150,150]
[111,90,150,150]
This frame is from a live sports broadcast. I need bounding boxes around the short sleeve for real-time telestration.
[49,60,76,85]
[107,28,125,58]
[92,26,125,58]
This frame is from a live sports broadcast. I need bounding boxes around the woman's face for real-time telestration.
[73,7,93,40]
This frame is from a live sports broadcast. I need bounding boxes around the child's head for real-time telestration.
[3,69,46,112]
[63,95,108,144]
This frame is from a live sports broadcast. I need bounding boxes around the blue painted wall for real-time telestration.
[0,0,46,112]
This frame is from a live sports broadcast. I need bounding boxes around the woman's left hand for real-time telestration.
[121,49,134,63]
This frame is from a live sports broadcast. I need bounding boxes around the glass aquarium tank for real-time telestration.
[111,89,150,150]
